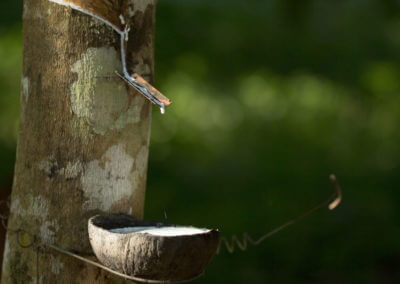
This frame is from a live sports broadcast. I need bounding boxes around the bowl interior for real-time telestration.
[90,214,213,236]
[90,214,165,231]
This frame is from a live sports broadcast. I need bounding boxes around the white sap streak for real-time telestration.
[47,0,122,33]
[110,226,210,236]
[119,14,126,25]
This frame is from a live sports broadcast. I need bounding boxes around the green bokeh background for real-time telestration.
[1,0,400,283]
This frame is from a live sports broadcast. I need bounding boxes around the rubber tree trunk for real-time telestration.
[2,0,155,282]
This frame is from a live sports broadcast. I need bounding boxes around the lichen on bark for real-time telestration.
[70,47,145,135]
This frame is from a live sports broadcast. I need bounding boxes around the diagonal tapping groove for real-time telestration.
[48,0,171,113]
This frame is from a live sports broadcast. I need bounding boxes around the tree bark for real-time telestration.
[2,0,156,282]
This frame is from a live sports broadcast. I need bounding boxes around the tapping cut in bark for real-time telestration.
[48,0,172,113]
[48,0,124,32]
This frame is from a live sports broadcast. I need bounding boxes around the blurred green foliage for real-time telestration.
[1,0,400,282]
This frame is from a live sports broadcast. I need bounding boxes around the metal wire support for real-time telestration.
[0,175,343,281]
[47,244,203,284]
[217,174,343,254]
[0,199,203,283]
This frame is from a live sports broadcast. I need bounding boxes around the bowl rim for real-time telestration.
[88,214,219,238]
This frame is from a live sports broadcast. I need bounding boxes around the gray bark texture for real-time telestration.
[2,0,156,282]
